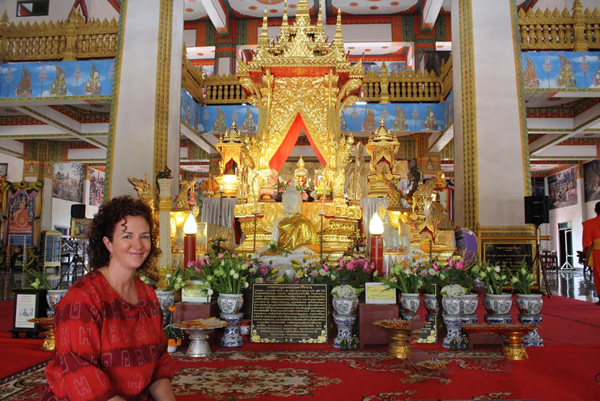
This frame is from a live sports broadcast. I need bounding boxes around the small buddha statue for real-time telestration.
[273,180,318,251]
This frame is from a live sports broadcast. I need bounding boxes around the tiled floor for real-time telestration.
[0,266,597,303]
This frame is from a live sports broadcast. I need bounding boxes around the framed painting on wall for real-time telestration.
[70,218,92,239]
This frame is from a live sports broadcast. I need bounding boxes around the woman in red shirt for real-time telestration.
[40,196,175,401]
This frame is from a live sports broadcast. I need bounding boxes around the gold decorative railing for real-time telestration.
[203,74,247,104]
[362,57,453,103]
[518,0,600,51]
[0,10,118,61]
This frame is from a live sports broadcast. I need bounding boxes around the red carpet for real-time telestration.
[0,296,599,400]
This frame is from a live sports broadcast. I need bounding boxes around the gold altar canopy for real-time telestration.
[236,0,363,201]
[233,0,364,254]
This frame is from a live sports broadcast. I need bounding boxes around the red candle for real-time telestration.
[184,234,196,268]
[370,234,384,275]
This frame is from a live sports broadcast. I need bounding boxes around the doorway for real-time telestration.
[558,221,573,269]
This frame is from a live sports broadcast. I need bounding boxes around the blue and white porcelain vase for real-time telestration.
[217,293,244,314]
[399,293,420,321]
[332,296,358,316]
[516,293,544,347]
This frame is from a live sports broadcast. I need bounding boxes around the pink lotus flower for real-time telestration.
[432,263,438,271]
[322,264,329,271]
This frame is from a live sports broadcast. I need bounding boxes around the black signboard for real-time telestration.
[483,242,533,272]
[9,288,49,338]
[251,284,328,343]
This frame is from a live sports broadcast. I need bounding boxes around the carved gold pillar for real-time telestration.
[157,177,173,267]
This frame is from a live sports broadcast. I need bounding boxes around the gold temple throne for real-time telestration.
[227,1,364,254]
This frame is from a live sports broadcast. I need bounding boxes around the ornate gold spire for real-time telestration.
[369,118,396,143]
[220,121,242,143]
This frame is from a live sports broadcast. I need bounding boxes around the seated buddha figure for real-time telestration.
[273,181,318,251]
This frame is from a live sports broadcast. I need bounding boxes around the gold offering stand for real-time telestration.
[174,318,229,358]
[28,317,55,351]
[461,323,540,361]
[373,319,412,359]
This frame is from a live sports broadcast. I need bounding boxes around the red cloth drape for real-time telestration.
[269,113,326,171]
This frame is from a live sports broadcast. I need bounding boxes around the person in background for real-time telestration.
[582,201,600,306]
[39,196,176,400]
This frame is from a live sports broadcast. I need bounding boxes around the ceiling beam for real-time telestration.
[200,0,227,32]
[15,106,107,149]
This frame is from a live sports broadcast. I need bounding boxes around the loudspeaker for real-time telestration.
[524,196,549,226]
[71,204,86,219]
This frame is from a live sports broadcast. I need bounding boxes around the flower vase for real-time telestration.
[46,289,68,317]
[218,294,244,347]
[332,296,358,316]
[167,344,178,353]
[483,293,513,324]
[399,293,420,321]
[459,294,479,315]
[217,293,244,314]
[516,293,544,347]
[155,290,175,321]
[441,296,461,315]
[423,293,439,322]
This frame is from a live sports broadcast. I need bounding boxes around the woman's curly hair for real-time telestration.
[87,196,160,270]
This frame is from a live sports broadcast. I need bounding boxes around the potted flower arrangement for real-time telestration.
[383,260,423,320]
[416,259,447,319]
[155,267,183,318]
[511,259,542,315]
[331,284,362,315]
[25,267,67,313]
[205,252,250,314]
[472,260,513,316]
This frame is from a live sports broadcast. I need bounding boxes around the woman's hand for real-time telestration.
[149,378,176,401]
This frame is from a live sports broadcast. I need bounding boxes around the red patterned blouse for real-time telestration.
[40,269,172,401]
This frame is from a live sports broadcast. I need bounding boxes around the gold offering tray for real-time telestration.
[29,317,55,351]
[461,323,540,361]
[173,317,229,330]
[373,319,412,359]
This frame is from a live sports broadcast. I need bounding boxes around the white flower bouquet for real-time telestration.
[441,284,468,297]
[331,284,362,298]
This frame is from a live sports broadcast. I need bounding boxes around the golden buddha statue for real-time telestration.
[274,181,318,251]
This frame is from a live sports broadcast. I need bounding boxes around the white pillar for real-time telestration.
[105,0,184,199]
[451,0,530,229]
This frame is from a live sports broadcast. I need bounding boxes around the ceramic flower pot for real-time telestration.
[516,293,543,315]
[483,293,513,315]
[46,289,68,310]
[441,296,461,315]
[218,293,244,314]
[399,293,420,320]
[332,295,359,316]
[459,294,479,315]
[423,293,439,314]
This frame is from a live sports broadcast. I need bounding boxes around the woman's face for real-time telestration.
[102,215,151,271]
